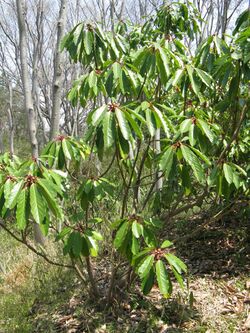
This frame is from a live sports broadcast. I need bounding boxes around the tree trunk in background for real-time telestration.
[0,119,4,154]
[110,0,115,32]
[7,82,14,157]
[50,0,67,140]
[33,0,49,145]
[16,0,45,246]
[221,0,230,37]
[16,0,38,158]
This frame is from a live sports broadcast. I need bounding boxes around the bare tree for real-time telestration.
[16,0,45,245]
[6,81,14,157]
[50,0,67,139]
[16,0,38,157]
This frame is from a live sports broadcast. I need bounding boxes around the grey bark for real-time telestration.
[16,0,45,246]
[16,0,39,158]
[155,128,163,191]
[7,82,14,157]
[50,0,67,140]
[0,119,4,154]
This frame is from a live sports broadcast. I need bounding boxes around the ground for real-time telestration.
[0,214,249,333]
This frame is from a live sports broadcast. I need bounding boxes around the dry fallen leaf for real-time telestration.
[243,314,250,329]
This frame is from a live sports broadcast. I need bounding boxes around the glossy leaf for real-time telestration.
[223,163,234,184]
[6,180,23,209]
[181,144,204,183]
[165,253,187,273]
[138,254,154,278]
[30,184,45,224]
[114,221,130,249]
[115,108,131,140]
[159,147,174,178]
[180,119,192,133]
[197,119,214,142]
[16,189,27,230]
[141,268,155,295]
[156,260,171,296]
[161,240,173,248]
[91,105,107,126]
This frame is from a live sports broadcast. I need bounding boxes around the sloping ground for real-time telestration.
[0,215,249,333]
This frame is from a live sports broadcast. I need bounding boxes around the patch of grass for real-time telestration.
[0,231,76,333]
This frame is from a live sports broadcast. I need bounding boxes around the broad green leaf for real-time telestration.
[213,35,223,55]
[189,146,211,166]
[16,189,27,230]
[195,68,212,87]
[156,259,171,296]
[138,254,154,278]
[181,164,191,195]
[91,105,107,126]
[145,109,156,137]
[189,123,195,146]
[91,230,103,241]
[40,215,50,236]
[156,51,167,84]
[172,68,184,86]
[55,227,71,241]
[180,118,192,133]
[230,163,247,177]
[58,146,65,169]
[4,178,13,204]
[112,62,122,80]
[115,108,131,140]
[159,48,170,76]
[186,65,200,96]
[37,179,62,218]
[84,179,93,194]
[30,184,45,224]
[128,108,146,124]
[86,235,98,256]
[110,37,120,58]
[114,221,130,248]
[181,144,204,183]
[141,268,154,295]
[152,106,170,136]
[172,267,184,288]
[124,112,143,139]
[126,69,138,89]
[132,247,154,264]
[233,172,240,189]
[102,111,114,148]
[159,147,174,178]
[68,232,82,257]
[132,235,139,255]
[36,178,57,197]
[111,218,124,230]
[197,119,214,142]
[84,30,93,55]
[161,240,173,248]
[132,221,143,238]
[156,47,170,84]
[88,70,97,88]
[223,163,234,184]
[165,253,187,273]
[62,139,71,160]
[6,180,24,209]
[81,236,90,256]
[233,9,249,34]
[105,72,114,96]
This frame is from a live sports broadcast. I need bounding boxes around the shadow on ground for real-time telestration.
[172,215,249,278]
